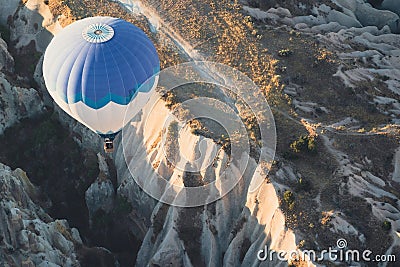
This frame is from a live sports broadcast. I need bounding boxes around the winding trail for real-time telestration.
[117,0,400,139]
[115,1,400,265]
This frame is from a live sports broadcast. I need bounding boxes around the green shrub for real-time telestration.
[278,48,293,57]
[284,190,294,203]
[290,135,316,153]
[295,177,311,192]
[382,220,391,231]
[283,190,295,210]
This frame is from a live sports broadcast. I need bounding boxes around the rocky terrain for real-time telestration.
[0,0,399,267]
[0,162,82,267]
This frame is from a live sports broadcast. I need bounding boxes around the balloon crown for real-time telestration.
[82,23,114,43]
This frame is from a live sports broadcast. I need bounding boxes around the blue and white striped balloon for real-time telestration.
[43,16,160,137]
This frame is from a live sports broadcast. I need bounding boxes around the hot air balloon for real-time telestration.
[43,16,160,152]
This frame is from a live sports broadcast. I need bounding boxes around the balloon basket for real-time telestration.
[103,138,114,153]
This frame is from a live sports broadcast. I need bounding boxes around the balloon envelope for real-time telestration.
[43,16,160,136]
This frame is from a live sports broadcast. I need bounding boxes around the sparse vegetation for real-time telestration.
[55,220,74,242]
[314,48,335,64]
[320,211,332,226]
[382,220,392,231]
[162,91,176,109]
[278,48,293,57]
[295,177,311,192]
[48,0,183,68]
[290,134,316,153]
[283,190,295,210]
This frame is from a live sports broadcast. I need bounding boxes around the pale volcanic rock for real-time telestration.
[0,163,82,267]
[0,72,44,135]
[85,154,115,218]
[0,38,13,72]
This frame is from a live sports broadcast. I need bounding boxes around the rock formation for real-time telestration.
[0,35,44,135]
[0,163,82,267]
